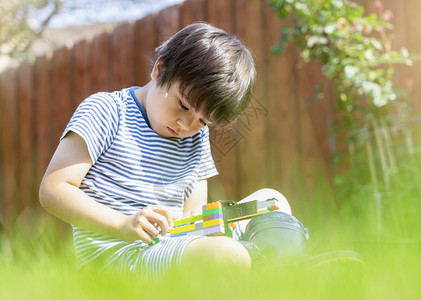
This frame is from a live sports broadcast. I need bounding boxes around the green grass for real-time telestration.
[1,157,421,299]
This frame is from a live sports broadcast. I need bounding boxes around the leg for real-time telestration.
[237,189,308,265]
[181,236,251,269]
[243,211,308,264]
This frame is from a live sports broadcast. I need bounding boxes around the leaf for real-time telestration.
[277,6,290,19]
[344,65,358,78]
[364,50,375,61]
[405,59,413,66]
[324,23,337,34]
[271,45,285,55]
[281,26,292,34]
[400,47,409,58]
[371,39,383,51]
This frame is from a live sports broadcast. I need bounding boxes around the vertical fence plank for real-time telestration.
[133,15,157,86]
[206,0,234,33]
[17,62,35,211]
[51,46,72,145]
[180,0,206,27]
[34,55,52,189]
[295,60,333,210]
[205,0,238,201]
[0,72,3,227]
[72,39,91,109]
[262,5,301,201]
[208,124,243,201]
[381,0,416,155]
[233,0,268,198]
[0,70,18,224]
[157,4,181,44]
[297,61,333,168]
[366,0,414,155]
[90,31,111,93]
[111,22,135,91]
[404,0,421,142]
[380,0,409,88]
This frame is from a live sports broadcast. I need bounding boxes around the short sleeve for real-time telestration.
[198,126,219,180]
[61,92,120,164]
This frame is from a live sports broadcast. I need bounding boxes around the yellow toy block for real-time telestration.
[203,218,225,228]
[205,201,223,210]
[170,223,196,235]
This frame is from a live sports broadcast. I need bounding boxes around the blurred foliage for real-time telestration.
[0,0,156,62]
[269,0,413,129]
[268,0,418,209]
[0,0,62,59]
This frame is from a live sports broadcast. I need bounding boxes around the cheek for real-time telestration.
[165,98,181,119]
[150,94,169,117]
[182,127,202,138]
[162,104,177,120]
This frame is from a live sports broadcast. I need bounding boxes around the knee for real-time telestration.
[182,236,251,269]
[243,211,309,263]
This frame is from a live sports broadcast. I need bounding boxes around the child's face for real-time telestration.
[145,80,213,139]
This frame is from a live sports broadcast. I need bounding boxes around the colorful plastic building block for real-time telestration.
[170,201,228,237]
[148,237,160,245]
[170,198,279,238]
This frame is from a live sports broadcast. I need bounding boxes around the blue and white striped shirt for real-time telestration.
[61,87,218,267]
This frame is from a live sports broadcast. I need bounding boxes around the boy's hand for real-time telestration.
[119,205,174,244]
[182,210,202,218]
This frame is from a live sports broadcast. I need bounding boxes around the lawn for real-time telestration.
[1,155,420,299]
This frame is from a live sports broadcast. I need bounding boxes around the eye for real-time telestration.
[178,100,189,111]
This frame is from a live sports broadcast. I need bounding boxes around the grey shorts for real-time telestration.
[73,224,256,278]
[73,226,202,278]
[74,210,304,277]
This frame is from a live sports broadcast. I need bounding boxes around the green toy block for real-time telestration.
[170,198,280,238]
[149,238,160,245]
[173,214,203,227]
[202,207,223,217]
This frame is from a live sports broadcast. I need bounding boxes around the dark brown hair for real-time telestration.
[151,22,256,126]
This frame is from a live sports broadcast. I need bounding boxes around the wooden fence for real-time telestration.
[1,0,420,228]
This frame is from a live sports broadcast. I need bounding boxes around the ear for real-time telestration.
[151,57,163,82]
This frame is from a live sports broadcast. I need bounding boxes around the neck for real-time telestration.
[135,81,152,110]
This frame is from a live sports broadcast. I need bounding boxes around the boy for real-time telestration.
[39,22,307,276]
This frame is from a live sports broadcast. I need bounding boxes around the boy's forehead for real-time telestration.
[169,82,189,101]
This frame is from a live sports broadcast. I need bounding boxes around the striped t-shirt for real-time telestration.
[61,87,218,267]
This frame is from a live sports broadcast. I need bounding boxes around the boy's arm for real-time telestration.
[182,179,208,218]
[39,131,173,244]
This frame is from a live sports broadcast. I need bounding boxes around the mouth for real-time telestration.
[167,126,179,137]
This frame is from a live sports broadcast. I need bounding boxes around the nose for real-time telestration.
[177,117,195,130]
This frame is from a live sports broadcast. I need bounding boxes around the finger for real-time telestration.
[138,217,160,238]
[190,210,201,217]
[150,205,174,227]
[173,213,182,221]
[142,206,170,222]
[134,227,153,244]
[146,213,171,236]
